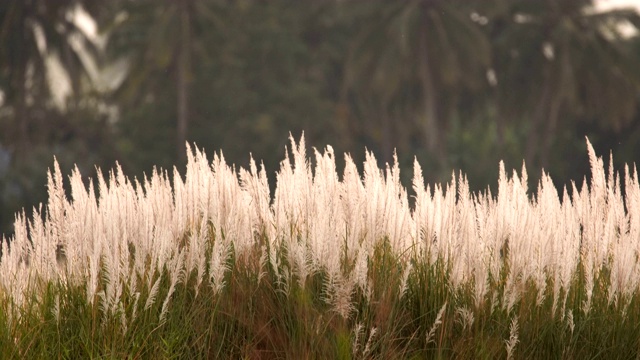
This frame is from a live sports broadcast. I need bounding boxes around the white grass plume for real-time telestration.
[505,317,519,360]
[425,302,447,345]
[2,135,640,333]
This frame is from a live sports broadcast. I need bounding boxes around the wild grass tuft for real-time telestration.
[1,134,640,358]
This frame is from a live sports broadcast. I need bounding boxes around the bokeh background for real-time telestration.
[2,0,640,236]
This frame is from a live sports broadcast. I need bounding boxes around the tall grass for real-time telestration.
[1,134,639,358]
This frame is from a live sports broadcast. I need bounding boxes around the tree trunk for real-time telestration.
[526,66,551,170]
[176,0,191,164]
[418,7,446,172]
[418,17,447,170]
[381,111,397,164]
[495,101,505,148]
[526,64,563,171]
[539,90,562,169]
[418,26,438,152]
[14,4,29,158]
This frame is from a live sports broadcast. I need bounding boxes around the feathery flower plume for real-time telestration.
[426,302,447,345]
[505,317,519,360]
[3,134,640,349]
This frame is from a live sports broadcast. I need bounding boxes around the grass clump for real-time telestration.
[2,134,640,358]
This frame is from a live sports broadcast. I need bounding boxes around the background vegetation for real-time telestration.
[2,0,640,236]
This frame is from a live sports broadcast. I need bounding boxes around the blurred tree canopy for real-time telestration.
[2,0,640,236]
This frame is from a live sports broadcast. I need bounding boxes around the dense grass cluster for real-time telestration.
[1,135,639,358]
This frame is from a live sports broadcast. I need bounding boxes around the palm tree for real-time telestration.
[491,0,640,168]
[105,0,222,164]
[344,0,493,167]
[0,0,103,153]
[0,0,117,236]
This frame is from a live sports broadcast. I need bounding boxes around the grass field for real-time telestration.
[1,135,639,358]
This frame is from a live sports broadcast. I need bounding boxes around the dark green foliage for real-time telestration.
[2,0,640,239]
